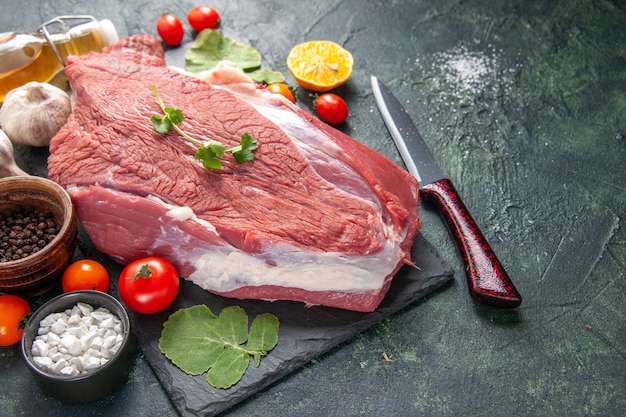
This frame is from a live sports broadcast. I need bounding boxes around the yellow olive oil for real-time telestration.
[0,17,117,103]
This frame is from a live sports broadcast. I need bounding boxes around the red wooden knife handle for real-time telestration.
[421,178,522,308]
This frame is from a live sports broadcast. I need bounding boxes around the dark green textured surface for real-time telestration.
[1,0,625,416]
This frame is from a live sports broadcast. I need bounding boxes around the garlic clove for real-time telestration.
[0,128,29,178]
[25,81,53,102]
[0,81,71,147]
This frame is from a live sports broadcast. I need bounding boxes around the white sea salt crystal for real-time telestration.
[110,335,123,354]
[47,332,60,346]
[50,319,67,334]
[39,313,61,328]
[67,312,81,325]
[84,347,101,359]
[51,358,69,374]
[413,42,516,105]
[60,366,76,376]
[77,302,93,315]
[70,357,84,373]
[84,356,101,371]
[102,334,118,350]
[60,334,77,349]
[30,302,124,376]
[48,348,62,363]
[81,330,98,348]
[68,338,84,356]
[90,336,103,350]
[32,339,48,357]
[33,356,52,369]
[103,329,117,339]
[99,317,114,329]
[92,315,109,324]
[67,322,88,337]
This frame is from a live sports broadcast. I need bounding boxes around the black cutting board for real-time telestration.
[131,45,455,415]
[132,232,453,417]
[10,142,451,417]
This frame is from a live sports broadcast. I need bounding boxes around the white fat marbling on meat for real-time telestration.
[146,194,218,234]
[165,205,194,221]
[189,226,403,293]
[140,193,402,293]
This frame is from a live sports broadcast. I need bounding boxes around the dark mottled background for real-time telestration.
[1,0,625,416]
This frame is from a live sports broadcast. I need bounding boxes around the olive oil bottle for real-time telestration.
[0,16,118,103]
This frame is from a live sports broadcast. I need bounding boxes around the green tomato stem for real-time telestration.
[130,264,153,280]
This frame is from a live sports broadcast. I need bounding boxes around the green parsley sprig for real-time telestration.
[150,84,258,170]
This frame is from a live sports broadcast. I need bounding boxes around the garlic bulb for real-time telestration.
[0,82,71,147]
[0,128,29,178]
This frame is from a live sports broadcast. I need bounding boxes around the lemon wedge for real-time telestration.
[286,40,353,92]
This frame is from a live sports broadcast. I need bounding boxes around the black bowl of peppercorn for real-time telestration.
[0,176,77,296]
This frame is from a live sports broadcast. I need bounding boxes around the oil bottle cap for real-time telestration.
[98,19,119,46]
[0,33,44,75]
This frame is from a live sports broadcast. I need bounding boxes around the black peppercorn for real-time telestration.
[0,206,61,262]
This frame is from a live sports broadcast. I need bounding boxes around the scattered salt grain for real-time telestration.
[31,302,124,377]
[414,43,517,103]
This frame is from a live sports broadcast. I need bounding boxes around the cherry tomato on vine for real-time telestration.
[315,93,349,124]
[187,6,221,32]
[267,83,296,103]
[157,13,184,46]
[62,259,110,293]
[118,257,180,314]
[0,294,32,346]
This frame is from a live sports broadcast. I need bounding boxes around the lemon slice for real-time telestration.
[286,40,353,92]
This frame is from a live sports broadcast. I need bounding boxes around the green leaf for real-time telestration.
[151,115,172,134]
[185,29,262,73]
[252,352,261,368]
[158,305,221,375]
[159,304,280,389]
[247,313,279,367]
[215,306,249,345]
[247,313,279,354]
[164,107,184,125]
[206,347,249,389]
[246,68,285,85]
[229,133,258,163]
[195,141,226,170]
[207,141,226,157]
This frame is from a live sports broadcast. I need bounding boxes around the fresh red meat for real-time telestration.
[48,35,420,312]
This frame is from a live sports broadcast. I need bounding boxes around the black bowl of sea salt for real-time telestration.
[21,290,136,403]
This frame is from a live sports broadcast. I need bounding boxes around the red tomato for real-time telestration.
[157,13,184,46]
[0,294,32,346]
[118,257,180,314]
[315,93,349,124]
[267,83,296,103]
[187,6,221,32]
[62,259,110,293]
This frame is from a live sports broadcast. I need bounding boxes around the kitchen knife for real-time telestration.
[371,75,522,309]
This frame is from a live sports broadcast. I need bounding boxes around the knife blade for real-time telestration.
[371,75,522,309]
